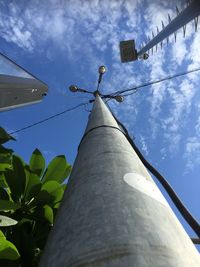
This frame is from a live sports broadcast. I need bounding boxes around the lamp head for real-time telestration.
[115,95,124,103]
[69,85,78,92]
[98,65,106,74]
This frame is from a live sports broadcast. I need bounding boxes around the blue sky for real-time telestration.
[0,0,200,244]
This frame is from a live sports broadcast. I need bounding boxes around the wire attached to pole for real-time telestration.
[107,67,200,98]
[9,102,88,135]
[105,101,200,238]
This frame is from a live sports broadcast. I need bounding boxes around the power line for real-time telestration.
[8,67,200,134]
[108,67,200,97]
[106,102,200,238]
[9,102,88,135]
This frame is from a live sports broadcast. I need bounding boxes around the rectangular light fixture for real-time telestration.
[0,52,48,111]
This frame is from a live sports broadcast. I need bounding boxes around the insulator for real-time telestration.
[183,24,187,37]
[194,16,199,32]
[157,26,159,34]
[168,14,171,23]
[162,21,165,29]
[152,31,154,38]
[174,32,177,42]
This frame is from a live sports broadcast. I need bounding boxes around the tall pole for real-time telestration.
[39,95,200,267]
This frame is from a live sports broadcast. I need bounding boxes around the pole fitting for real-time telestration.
[93,90,99,97]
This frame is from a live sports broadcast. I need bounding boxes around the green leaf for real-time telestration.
[33,181,61,206]
[0,127,16,145]
[43,205,53,224]
[0,230,20,260]
[24,167,42,202]
[41,181,61,195]
[0,163,12,172]
[63,165,72,180]
[0,145,13,172]
[0,200,20,211]
[0,230,5,239]
[0,187,9,200]
[62,184,67,191]
[29,149,45,177]
[5,155,26,202]
[0,145,13,154]
[0,173,9,188]
[52,186,65,206]
[42,155,69,183]
[0,215,18,226]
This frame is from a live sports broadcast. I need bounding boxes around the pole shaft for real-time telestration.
[40,96,200,267]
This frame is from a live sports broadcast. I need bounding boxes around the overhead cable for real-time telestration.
[9,102,87,135]
[106,102,200,238]
[108,67,200,97]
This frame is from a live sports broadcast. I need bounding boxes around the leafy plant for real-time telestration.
[0,127,71,267]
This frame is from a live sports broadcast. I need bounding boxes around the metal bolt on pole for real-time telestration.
[39,95,200,267]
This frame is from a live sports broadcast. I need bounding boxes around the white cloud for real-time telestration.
[159,76,196,154]
[195,116,200,136]
[184,106,200,171]
[0,3,34,51]
[172,36,187,66]
[184,137,200,171]
[139,135,149,156]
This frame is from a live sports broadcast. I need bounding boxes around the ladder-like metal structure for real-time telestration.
[120,0,200,62]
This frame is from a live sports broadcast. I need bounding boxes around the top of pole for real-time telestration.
[84,95,120,134]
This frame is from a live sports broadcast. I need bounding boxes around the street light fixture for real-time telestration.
[98,65,106,74]
[97,65,106,91]
[114,95,124,102]
[69,85,78,92]
[69,66,123,103]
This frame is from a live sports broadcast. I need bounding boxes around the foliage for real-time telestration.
[0,127,71,267]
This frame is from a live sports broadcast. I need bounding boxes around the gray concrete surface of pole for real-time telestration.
[39,95,200,267]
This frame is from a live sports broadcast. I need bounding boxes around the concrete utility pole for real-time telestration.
[40,95,200,267]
